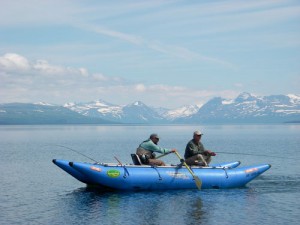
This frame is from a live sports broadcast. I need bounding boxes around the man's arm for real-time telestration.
[142,141,170,154]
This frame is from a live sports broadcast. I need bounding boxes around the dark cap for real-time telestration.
[150,133,159,139]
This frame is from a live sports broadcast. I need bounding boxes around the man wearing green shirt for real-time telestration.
[136,133,176,166]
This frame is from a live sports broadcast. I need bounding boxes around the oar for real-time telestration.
[174,151,202,190]
[155,151,173,159]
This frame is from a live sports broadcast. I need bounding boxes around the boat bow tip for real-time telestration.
[259,164,272,173]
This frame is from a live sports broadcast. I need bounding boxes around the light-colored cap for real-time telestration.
[194,130,203,136]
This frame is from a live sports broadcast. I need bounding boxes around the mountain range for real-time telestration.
[1,92,299,124]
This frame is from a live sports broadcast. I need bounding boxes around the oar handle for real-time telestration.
[155,151,173,159]
[174,152,194,175]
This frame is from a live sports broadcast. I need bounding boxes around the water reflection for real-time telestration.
[48,175,299,225]
[59,188,208,225]
[186,197,205,224]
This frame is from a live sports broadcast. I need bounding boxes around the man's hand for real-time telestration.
[204,150,216,156]
[170,149,177,153]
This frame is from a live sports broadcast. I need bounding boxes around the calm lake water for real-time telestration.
[1,124,299,225]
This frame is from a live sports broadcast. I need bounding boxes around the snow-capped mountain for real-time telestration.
[1,93,299,124]
[160,105,200,120]
[178,92,300,123]
[122,101,165,123]
[64,99,123,122]
[64,100,165,123]
[0,102,109,124]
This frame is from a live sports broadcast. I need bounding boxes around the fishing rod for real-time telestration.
[216,151,297,160]
[114,156,123,166]
[47,144,99,163]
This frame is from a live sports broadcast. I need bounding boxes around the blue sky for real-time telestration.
[0,0,299,108]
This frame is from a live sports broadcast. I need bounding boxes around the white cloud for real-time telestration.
[0,54,93,81]
[135,84,146,92]
[33,60,70,75]
[0,53,242,108]
[0,53,31,71]
[79,68,89,77]
[92,73,108,81]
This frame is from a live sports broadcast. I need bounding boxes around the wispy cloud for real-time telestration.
[0,0,236,66]
[78,24,144,46]
[74,22,234,67]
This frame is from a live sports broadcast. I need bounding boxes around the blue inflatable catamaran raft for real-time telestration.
[53,157,271,191]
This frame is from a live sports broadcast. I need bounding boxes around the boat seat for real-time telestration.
[131,154,142,165]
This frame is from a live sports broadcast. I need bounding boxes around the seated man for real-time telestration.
[136,133,176,166]
[184,130,216,166]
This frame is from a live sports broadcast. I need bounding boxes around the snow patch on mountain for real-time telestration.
[222,100,234,105]
[287,94,300,104]
[163,105,200,120]
[34,102,54,106]
[64,100,123,120]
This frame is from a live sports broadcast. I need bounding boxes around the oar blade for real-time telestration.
[193,176,202,190]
